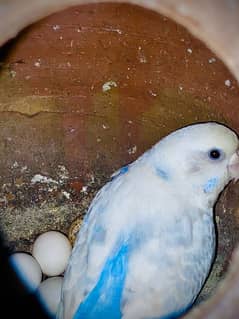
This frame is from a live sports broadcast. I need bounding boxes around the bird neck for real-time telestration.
[174,174,228,211]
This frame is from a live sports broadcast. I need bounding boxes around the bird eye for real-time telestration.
[208,149,221,160]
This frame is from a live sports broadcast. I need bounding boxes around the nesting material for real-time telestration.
[68,217,83,246]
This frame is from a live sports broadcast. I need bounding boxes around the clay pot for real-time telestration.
[0,1,239,318]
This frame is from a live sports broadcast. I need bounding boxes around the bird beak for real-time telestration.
[228,150,239,181]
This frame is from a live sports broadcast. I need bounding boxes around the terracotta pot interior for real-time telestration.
[0,2,239,312]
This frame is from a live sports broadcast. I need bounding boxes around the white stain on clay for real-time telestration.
[31,174,58,185]
[12,161,19,169]
[138,46,147,63]
[9,70,16,78]
[21,166,28,173]
[102,81,118,92]
[225,79,231,87]
[34,60,41,67]
[102,27,122,34]
[149,90,157,97]
[102,124,111,130]
[208,57,216,63]
[128,145,137,155]
[57,165,69,183]
[81,186,88,193]
[62,190,71,199]
[52,25,60,31]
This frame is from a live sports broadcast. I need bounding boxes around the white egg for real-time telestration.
[32,231,72,276]
[9,252,42,292]
[37,276,63,316]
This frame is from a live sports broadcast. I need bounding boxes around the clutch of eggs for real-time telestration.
[9,230,72,300]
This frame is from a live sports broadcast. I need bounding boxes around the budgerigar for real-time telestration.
[57,122,239,319]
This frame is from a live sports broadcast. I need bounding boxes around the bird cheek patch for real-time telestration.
[203,177,219,193]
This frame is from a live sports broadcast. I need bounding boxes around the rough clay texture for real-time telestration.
[0,3,239,319]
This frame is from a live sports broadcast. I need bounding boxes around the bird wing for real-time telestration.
[59,167,133,319]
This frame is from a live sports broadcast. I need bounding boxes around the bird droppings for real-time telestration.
[138,46,148,63]
[31,174,59,185]
[34,60,41,67]
[209,57,216,64]
[225,79,231,87]
[81,186,88,193]
[52,25,60,31]
[128,145,137,155]
[149,90,157,97]
[12,161,19,169]
[102,81,118,92]
[62,191,71,200]
[102,124,109,130]
[187,48,193,54]
[9,70,16,78]
[102,27,123,34]
[69,127,76,133]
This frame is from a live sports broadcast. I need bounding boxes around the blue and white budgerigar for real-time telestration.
[58,122,239,319]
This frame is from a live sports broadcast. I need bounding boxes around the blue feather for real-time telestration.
[73,240,130,319]
[155,167,169,180]
[203,177,218,193]
[111,165,129,181]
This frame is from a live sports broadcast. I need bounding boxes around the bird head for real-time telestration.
[149,122,239,208]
